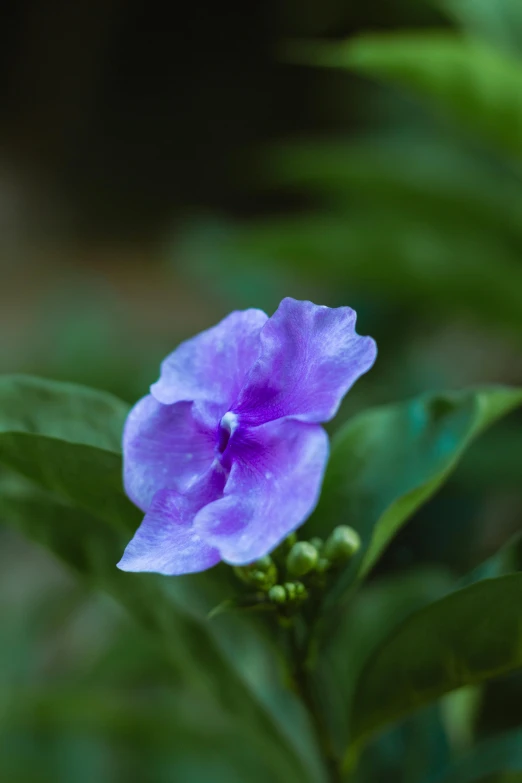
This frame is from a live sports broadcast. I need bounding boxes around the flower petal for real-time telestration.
[123,395,216,512]
[118,468,225,575]
[234,298,377,425]
[151,309,268,409]
[194,418,329,564]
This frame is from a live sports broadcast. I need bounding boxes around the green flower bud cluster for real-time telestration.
[233,555,278,591]
[233,526,361,612]
[268,581,308,605]
[285,526,361,578]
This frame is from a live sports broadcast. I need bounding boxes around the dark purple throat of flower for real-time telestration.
[118,297,377,576]
[217,411,238,456]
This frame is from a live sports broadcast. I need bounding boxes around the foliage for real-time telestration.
[0,373,521,781]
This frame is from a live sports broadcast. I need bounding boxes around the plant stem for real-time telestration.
[288,621,343,783]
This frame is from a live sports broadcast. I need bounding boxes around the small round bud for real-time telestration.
[284,582,297,600]
[286,541,318,577]
[324,526,361,563]
[268,585,287,604]
[309,537,324,553]
[294,581,307,598]
[234,558,278,590]
[316,557,331,574]
[255,555,273,571]
[261,564,278,589]
[282,581,308,603]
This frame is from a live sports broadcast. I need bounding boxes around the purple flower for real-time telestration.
[118,298,376,575]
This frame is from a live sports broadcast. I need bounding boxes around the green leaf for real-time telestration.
[354,705,450,783]
[207,597,275,620]
[0,482,321,782]
[0,375,138,529]
[438,0,522,55]
[306,386,522,599]
[0,483,216,681]
[428,727,522,783]
[270,138,522,257]
[315,546,516,756]
[0,376,325,779]
[348,574,522,749]
[270,139,522,246]
[291,33,522,159]
[314,569,452,754]
[178,215,522,338]
[6,688,304,783]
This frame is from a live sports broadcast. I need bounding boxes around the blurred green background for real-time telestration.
[1,0,522,780]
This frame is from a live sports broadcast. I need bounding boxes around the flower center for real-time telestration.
[217,411,238,454]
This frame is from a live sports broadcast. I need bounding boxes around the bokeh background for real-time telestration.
[1,0,522,780]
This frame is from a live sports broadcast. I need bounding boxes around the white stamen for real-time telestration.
[220,411,239,436]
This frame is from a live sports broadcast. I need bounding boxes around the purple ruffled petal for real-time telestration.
[151,309,268,410]
[123,395,216,513]
[194,418,329,564]
[234,298,377,425]
[118,468,225,575]
[119,297,378,576]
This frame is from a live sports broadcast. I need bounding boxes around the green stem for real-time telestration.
[288,620,343,783]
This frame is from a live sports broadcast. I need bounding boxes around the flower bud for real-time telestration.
[294,581,307,598]
[316,557,331,575]
[323,526,361,564]
[283,581,308,602]
[309,537,324,553]
[286,541,318,577]
[284,581,296,600]
[268,585,287,604]
[234,556,278,590]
